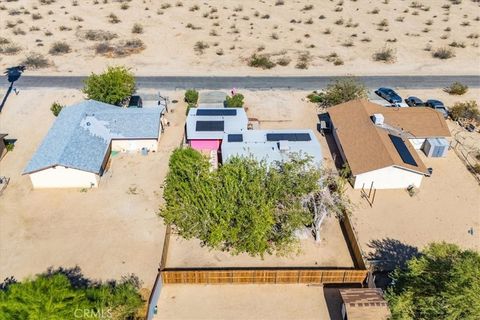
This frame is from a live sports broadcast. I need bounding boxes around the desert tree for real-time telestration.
[83,66,136,106]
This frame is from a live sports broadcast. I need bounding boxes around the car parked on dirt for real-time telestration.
[375,87,402,104]
[425,99,449,119]
[404,96,425,107]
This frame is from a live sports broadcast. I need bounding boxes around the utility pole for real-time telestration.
[0,65,26,113]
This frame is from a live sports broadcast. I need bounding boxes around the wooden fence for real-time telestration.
[161,269,367,285]
[339,214,367,270]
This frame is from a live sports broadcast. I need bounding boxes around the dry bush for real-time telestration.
[22,52,51,69]
[81,29,117,41]
[444,82,468,95]
[449,41,465,48]
[295,51,312,69]
[95,39,145,57]
[31,12,42,20]
[108,13,120,23]
[0,38,21,55]
[432,47,455,59]
[12,27,26,35]
[49,41,71,55]
[373,46,396,63]
[248,53,276,69]
[194,41,209,54]
[131,23,143,34]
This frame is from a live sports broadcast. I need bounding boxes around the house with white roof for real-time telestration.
[221,129,323,167]
[185,108,249,152]
[23,100,165,189]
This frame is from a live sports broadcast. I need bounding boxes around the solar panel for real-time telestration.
[228,134,243,142]
[266,133,311,142]
[389,134,417,166]
[195,121,224,132]
[196,109,237,116]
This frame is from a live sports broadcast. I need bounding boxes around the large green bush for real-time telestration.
[225,93,244,108]
[386,242,480,319]
[82,66,136,106]
[307,77,368,107]
[184,89,199,105]
[0,267,144,320]
[160,148,339,256]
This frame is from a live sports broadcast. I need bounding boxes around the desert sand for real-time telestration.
[154,284,343,320]
[0,0,479,76]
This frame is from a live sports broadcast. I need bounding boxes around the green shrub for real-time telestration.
[471,163,480,174]
[307,91,323,103]
[449,101,479,121]
[5,142,14,152]
[50,102,64,116]
[248,53,276,69]
[225,93,244,108]
[184,89,199,105]
[83,66,136,105]
[310,77,368,107]
[444,82,468,95]
[0,268,144,319]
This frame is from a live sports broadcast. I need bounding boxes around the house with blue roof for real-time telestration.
[23,100,165,189]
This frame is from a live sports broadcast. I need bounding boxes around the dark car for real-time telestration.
[375,87,402,104]
[425,99,448,118]
[404,96,425,107]
[128,95,143,108]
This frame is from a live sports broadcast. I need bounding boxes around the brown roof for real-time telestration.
[328,100,450,175]
[340,288,391,320]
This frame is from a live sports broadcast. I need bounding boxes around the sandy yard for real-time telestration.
[166,218,353,268]
[0,0,479,76]
[350,150,480,258]
[0,89,187,286]
[155,284,343,320]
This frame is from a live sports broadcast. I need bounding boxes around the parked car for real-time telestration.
[128,95,143,108]
[425,99,448,118]
[404,96,425,107]
[375,87,402,104]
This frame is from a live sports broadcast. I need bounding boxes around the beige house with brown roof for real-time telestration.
[340,288,391,320]
[328,100,451,189]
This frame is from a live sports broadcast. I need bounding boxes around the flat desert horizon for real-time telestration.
[0,0,479,76]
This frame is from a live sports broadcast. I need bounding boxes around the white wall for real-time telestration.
[354,166,423,189]
[29,166,99,189]
[111,139,158,152]
[409,138,426,150]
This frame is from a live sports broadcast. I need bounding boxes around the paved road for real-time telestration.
[1,75,479,90]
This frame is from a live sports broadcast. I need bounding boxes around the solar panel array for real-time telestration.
[196,121,225,132]
[227,134,243,142]
[196,109,237,116]
[388,134,418,167]
[266,133,312,142]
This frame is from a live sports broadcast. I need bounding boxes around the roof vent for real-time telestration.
[372,113,384,125]
[278,140,290,151]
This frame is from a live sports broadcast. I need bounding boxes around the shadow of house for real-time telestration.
[367,238,419,272]
[318,113,345,170]
[0,134,7,160]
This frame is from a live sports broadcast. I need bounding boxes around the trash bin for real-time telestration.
[141,147,148,156]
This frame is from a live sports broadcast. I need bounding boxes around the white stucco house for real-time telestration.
[328,99,451,189]
[23,100,165,189]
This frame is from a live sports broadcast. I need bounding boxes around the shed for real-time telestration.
[339,288,391,320]
[23,100,164,189]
